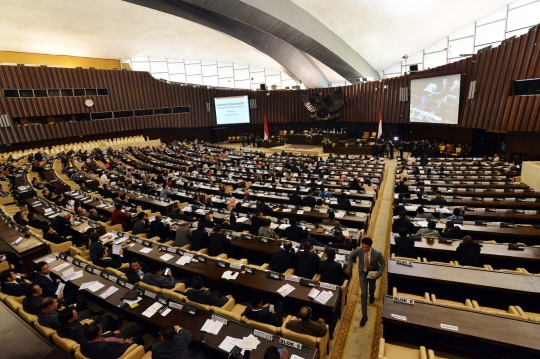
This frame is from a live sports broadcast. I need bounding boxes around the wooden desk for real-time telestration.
[0,220,47,271]
[125,242,342,335]
[13,168,36,200]
[43,256,316,359]
[382,296,540,358]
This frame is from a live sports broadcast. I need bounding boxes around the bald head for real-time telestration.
[299,306,312,321]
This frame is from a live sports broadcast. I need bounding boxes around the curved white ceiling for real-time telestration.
[291,0,511,71]
[0,0,286,72]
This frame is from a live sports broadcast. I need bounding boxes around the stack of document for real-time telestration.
[219,336,245,356]
[236,217,249,223]
[98,286,119,299]
[277,283,295,297]
[176,256,192,266]
[314,290,333,304]
[241,335,260,350]
[334,212,345,218]
[61,268,83,281]
[221,271,239,280]
[200,319,224,335]
[79,281,105,292]
[159,253,174,262]
[142,302,165,318]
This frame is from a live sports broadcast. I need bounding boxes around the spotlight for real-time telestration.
[266,92,270,96]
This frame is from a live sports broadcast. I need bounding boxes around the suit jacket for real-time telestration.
[256,203,274,216]
[143,273,175,289]
[347,248,385,278]
[38,310,60,330]
[349,180,361,190]
[302,196,316,208]
[1,279,29,296]
[250,216,265,236]
[80,340,131,359]
[93,257,123,269]
[394,236,417,258]
[149,221,171,241]
[132,220,148,235]
[442,226,462,239]
[392,217,415,234]
[456,242,482,267]
[57,321,85,343]
[190,230,209,252]
[430,197,447,205]
[151,328,192,359]
[111,210,131,230]
[285,319,327,337]
[337,198,352,210]
[412,198,430,205]
[270,248,296,273]
[89,214,110,223]
[43,232,70,244]
[294,250,321,279]
[284,225,304,241]
[125,262,149,284]
[208,232,231,257]
[34,274,58,298]
[29,219,48,229]
[23,296,43,315]
[289,193,303,206]
[51,216,71,235]
[89,241,104,260]
[319,260,346,286]
[394,184,409,193]
[167,212,193,222]
[186,288,228,307]
[175,227,192,247]
[223,222,244,232]
[243,307,281,327]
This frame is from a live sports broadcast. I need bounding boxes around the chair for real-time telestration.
[19,307,38,324]
[185,299,211,312]
[471,301,522,318]
[392,288,431,303]
[137,281,162,295]
[370,132,376,139]
[378,338,428,359]
[244,318,280,335]
[74,344,144,359]
[69,246,91,260]
[47,240,73,253]
[212,300,247,322]
[161,289,186,303]
[34,321,56,339]
[52,332,80,355]
[391,253,421,262]
[439,145,446,154]
[104,223,123,233]
[451,148,462,157]
[106,267,128,279]
[514,306,540,321]
[5,296,23,312]
[430,294,473,309]
[281,321,329,359]
[422,258,456,267]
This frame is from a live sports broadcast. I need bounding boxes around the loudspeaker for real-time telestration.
[259,84,266,90]
[409,65,418,72]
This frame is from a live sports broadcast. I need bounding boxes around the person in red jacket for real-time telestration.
[110,203,132,230]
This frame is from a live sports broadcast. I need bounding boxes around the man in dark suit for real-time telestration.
[243,292,284,326]
[132,212,149,235]
[394,180,409,193]
[393,228,417,259]
[441,221,462,239]
[222,214,244,232]
[285,306,328,337]
[34,261,62,299]
[43,225,75,245]
[392,211,415,234]
[337,193,352,211]
[208,225,232,257]
[294,241,320,279]
[51,212,72,237]
[430,190,447,205]
[302,190,316,208]
[81,321,144,359]
[125,258,149,284]
[319,249,346,286]
[186,275,232,307]
[283,217,304,241]
[27,212,48,229]
[270,241,296,273]
[57,307,119,343]
[23,284,44,315]
[412,192,429,205]
[346,237,386,327]
[456,235,482,267]
[250,211,266,236]
[152,324,204,359]
[349,176,361,190]
[88,209,110,223]
[92,248,124,269]
[256,198,274,216]
[190,222,210,252]
[142,263,179,290]
[148,215,171,242]
[0,269,30,296]
[289,190,303,206]
[166,207,194,222]
[102,184,115,199]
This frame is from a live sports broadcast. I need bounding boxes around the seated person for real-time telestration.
[186,275,232,307]
[23,284,44,315]
[392,211,415,234]
[264,346,288,359]
[125,257,149,284]
[42,225,76,245]
[412,192,429,205]
[175,222,192,247]
[283,217,304,241]
[362,178,376,194]
[327,228,354,251]
[441,220,462,239]
[270,241,295,273]
[222,214,244,232]
[190,222,209,252]
[51,212,73,237]
[322,211,341,226]
[0,269,29,296]
[394,180,409,194]
[38,297,96,330]
[294,241,320,279]
[415,206,434,219]
[81,321,144,359]
[430,190,447,205]
[152,324,205,359]
[93,248,124,269]
[166,206,195,222]
[302,190,316,208]
[57,307,119,343]
[285,305,327,337]
[314,198,329,210]
[208,225,231,257]
[337,193,352,211]
[148,215,171,242]
[445,207,464,221]
[243,292,284,327]
[27,212,47,229]
[250,211,266,236]
[202,213,214,228]
[319,249,346,286]
[415,221,441,239]
[394,228,417,258]
[259,218,279,239]
[131,212,149,235]
[456,235,481,267]
[111,203,132,230]
[88,208,110,223]
[88,233,104,260]
[142,262,184,289]
[14,211,29,226]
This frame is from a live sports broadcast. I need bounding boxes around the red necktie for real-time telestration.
[365,252,371,271]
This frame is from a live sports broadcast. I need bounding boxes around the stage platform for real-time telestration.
[269,144,323,155]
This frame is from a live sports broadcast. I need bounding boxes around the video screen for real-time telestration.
[214,95,250,125]
[409,74,461,125]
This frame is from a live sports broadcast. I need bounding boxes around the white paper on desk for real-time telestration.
[142,302,164,318]
[308,287,320,299]
[221,271,239,280]
[242,335,260,350]
[282,208,292,212]
[315,290,333,304]
[176,256,191,266]
[219,336,245,356]
[139,247,153,253]
[65,270,83,281]
[279,224,290,230]
[98,286,118,299]
[201,319,224,335]
[161,308,172,317]
[44,256,56,264]
[79,281,96,291]
[160,253,174,261]
[236,217,249,223]
[335,254,346,262]
[277,283,295,297]
[53,262,70,271]
[297,210,304,215]
[112,244,122,255]
[88,281,105,292]
[62,267,74,277]
[124,296,142,306]
[55,282,65,297]
[12,237,23,245]
[334,212,345,218]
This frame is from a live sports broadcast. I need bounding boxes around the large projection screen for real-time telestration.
[214,95,250,125]
[409,74,461,125]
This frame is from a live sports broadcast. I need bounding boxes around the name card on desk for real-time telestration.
[211,315,228,325]
[169,301,183,310]
[396,259,413,267]
[391,314,407,321]
[230,263,243,270]
[266,271,282,280]
[215,260,228,268]
[244,266,255,274]
[279,338,302,350]
[393,296,415,305]
[320,282,337,290]
[440,324,459,331]
[313,245,325,252]
[254,329,273,341]
[144,290,157,299]
[167,247,176,253]
[285,275,300,283]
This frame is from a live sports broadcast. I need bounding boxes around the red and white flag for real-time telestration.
[377,107,383,139]
[263,114,270,140]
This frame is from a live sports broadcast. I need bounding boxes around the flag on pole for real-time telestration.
[263,114,270,140]
[377,107,383,139]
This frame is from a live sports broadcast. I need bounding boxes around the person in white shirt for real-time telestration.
[100,173,109,183]
[362,178,377,194]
